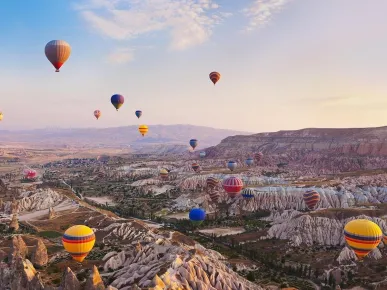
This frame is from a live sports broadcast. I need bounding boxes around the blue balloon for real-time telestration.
[189,208,206,225]
[200,151,206,158]
[189,139,198,150]
[135,110,142,118]
[227,161,237,171]
[245,158,254,166]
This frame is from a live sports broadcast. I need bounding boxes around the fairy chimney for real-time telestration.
[9,214,19,232]
[48,207,56,220]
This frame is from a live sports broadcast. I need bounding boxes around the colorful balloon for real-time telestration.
[138,125,148,136]
[135,110,142,119]
[303,189,320,210]
[189,139,198,150]
[222,176,243,198]
[45,40,71,72]
[24,169,37,180]
[191,163,200,172]
[241,188,255,199]
[206,177,219,190]
[208,190,220,203]
[255,152,263,162]
[200,151,206,158]
[62,225,96,262]
[111,94,125,111]
[160,168,169,181]
[209,71,221,85]
[344,219,382,259]
[189,208,206,225]
[245,157,254,166]
[94,110,101,120]
[227,161,237,172]
[0,112,3,121]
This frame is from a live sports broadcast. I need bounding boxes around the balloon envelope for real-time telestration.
[241,188,255,199]
[0,113,3,121]
[111,94,125,111]
[344,219,382,259]
[45,40,71,72]
[189,208,206,225]
[189,139,198,150]
[209,71,221,85]
[245,158,254,166]
[206,177,219,190]
[160,168,169,180]
[222,176,243,198]
[227,161,237,171]
[135,110,142,118]
[138,125,148,136]
[200,151,206,158]
[303,189,320,210]
[255,152,263,162]
[62,225,95,262]
[192,163,200,172]
[94,110,101,120]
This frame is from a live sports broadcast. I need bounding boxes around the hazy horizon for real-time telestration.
[1,0,387,132]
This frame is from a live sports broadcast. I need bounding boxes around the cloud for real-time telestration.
[76,0,229,51]
[294,96,354,106]
[242,0,293,31]
[107,47,134,64]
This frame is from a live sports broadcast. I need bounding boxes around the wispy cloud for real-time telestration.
[294,96,354,106]
[242,0,293,31]
[75,0,230,53]
[107,47,134,64]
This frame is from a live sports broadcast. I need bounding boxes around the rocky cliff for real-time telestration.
[205,126,387,173]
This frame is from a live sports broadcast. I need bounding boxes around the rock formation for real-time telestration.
[9,214,19,232]
[30,239,48,267]
[10,254,44,290]
[85,265,105,290]
[48,206,56,219]
[9,236,27,263]
[59,267,80,290]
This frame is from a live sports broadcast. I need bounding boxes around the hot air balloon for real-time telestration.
[191,163,200,173]
[227,161,237,172]
[135,110,142,119]
[206,176,219,190]
[344,219,382,259]
[383,233,387,246]
[111,94,125,111]
[222,176,243,198]
[45,40,71,72]
[200,151,206,158]
[160,168,169,181]
[208,190,220,203]
[62,225,96,262]
[0,112,3,121]
[209,71,221,85]
[94,110,101,120]
[189,139,198,150]
[241,188,255,199]
[189,208,206,225]
[138,125,148,136]
[245,158,254,166]
[303,189,320,210]
[255,152,263,162]
[23,168,37,180]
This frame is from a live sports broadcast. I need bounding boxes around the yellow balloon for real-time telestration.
[0,113,3,121]
[344,219,382,259]
[138,125,148,136]
[62,225,95,262]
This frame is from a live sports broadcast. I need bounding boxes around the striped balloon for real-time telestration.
[192,163,200,172]
[344,219,382,259]
[208,190,220,203]
[383,234,387,246]
[206,177,219,190]
[303,189,320,210]
[62,225,95,262]
[241,188,255,199]
[222,176,243,198]
[254,152,263,162]
[138,125,148,136]
[45,40,71,72]
[209,71,221,85]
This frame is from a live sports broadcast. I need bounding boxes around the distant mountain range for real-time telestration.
[0,125,252,150]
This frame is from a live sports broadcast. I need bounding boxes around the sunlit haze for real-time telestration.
[1,0,387,132]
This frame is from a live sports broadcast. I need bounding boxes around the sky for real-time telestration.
[1,0,387,133]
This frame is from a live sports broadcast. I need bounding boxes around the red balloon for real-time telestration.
[222,176,243,198]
